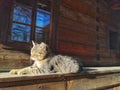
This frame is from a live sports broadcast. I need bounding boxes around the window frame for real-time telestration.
[11,3,32,42]
[7,0,52,51]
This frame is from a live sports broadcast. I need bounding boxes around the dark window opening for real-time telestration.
[109,31,118,50]
[96,17,100,23]
[96,26,99,32]
[96,0,100,3]
[96,43,100,50]
[96,7,100,13]
[96,54,100,61]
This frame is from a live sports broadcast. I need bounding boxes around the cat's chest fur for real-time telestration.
[34,58,49,68]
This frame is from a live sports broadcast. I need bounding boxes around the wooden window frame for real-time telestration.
[7,0,54,51]
[2,0,62,52]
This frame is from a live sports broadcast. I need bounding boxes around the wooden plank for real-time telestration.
[59,22,96,35]
[58,28,96,42]
[1,82,66,90]
[63,0,96,18]
[1,67,120,90]
[56,41,96,56]
[67,73,120,90]
[59,16,107,37]
[59,15,96,31]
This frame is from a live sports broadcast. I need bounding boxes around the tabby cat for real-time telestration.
[9,41,83,75]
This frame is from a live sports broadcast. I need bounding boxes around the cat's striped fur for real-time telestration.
[10,41,83,75]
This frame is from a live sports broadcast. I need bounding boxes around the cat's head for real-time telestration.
[30,41,49,61]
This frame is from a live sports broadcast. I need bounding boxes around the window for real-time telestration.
[35,6,50,43]
[109,31,118,50]
[10,0,51,43]
[11,5,32,42]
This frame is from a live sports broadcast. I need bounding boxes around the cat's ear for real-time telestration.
[32,40,36,47]
[40,42,49,51]
[40,42,46,46]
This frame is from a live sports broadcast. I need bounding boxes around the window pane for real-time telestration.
[35,26,49,43]
[36,11,50,27]
[35,27,43,43]
[13,5,32,24]
[11,23,30,42]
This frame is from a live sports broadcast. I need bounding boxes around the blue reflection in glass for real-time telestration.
[11,5,50,42]
[13,6,32,24]
[35,27,43,42]
[36,11,50,27]
[11,23,30,42]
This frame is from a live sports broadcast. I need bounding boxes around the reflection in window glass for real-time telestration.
[35,28,43,42]
[11,23,30,42]
[11,2,51,43]
[13,5,32,24]
[36,11,50,27]
[35,8,50,43]
[11,5,31,42]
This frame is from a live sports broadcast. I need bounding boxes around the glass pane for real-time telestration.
[11,23,31,42]
[13,5,32,24]
[35,27,43,43]
[36,12,50,27]
[35,26,49,43]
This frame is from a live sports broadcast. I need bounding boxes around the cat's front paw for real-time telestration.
[9,69,25,75]
[9,69,20,74]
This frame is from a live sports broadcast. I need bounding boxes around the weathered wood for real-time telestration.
[59,15,96,31]
[49,0,62,52]
[0,67,120,90]
[0,0,120,67]
[63,0,97,18]
[67,74,120,90]
[56,41,96,56]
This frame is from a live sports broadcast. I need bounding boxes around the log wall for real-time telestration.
[56,0,120,66]
[0,0,30,69]
[0,0,120,69]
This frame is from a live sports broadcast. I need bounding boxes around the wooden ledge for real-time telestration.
[0,67,120,88]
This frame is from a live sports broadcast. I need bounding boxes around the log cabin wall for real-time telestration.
[0,0,52,69]
[0,0,120,69]
[56,0,120,66]
[0,0,30,69]
[0,0,10,42]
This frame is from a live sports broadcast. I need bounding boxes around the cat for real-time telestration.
[9,41,83,75]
